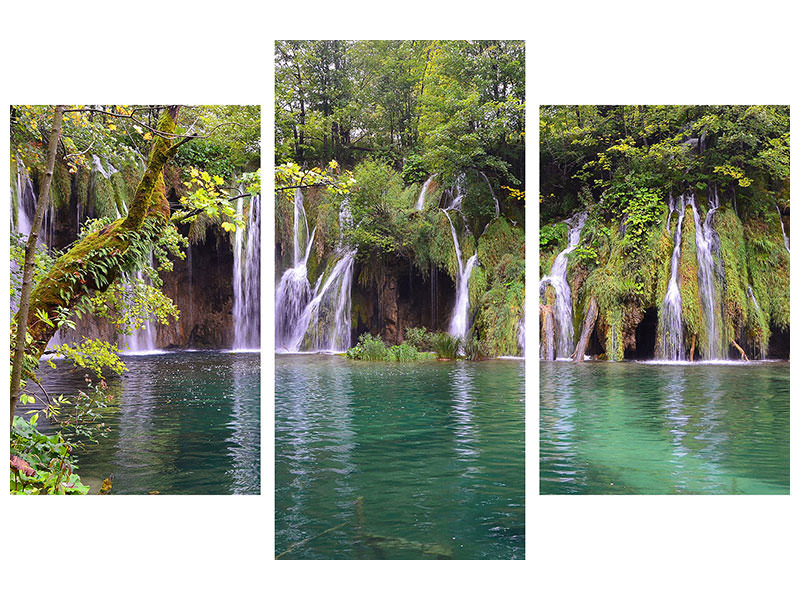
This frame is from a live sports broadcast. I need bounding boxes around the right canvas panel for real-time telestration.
[539,105,789,494]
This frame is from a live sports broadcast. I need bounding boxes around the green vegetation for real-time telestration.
[345,333,435,362]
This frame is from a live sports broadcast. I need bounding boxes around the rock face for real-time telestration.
[159,236,235,349]
[351,263,456,346]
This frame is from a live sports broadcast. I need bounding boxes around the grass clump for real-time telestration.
[431,332,459,359]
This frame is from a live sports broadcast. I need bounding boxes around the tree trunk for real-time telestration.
[11,106,182,429]
[10,105,65,427]
[571,297,598,362]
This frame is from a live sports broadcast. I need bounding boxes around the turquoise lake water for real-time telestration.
[275,354,525,559]
[28,351,260,494]
[540,361,789,494]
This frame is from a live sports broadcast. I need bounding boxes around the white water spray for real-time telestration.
[539,211,587,358]
[442,209,478,340]
[233,194,261,350]
[659,194,686,360]
[415,174,435,210]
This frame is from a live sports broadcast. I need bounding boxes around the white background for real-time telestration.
[1,2,797,598]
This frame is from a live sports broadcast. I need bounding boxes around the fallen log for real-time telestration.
[731,339,749,361]
[571,297,598,362]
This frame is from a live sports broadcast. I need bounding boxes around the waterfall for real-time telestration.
[443,209,478,340]
[288,248,356,352]
[11,160,54,247]
[688,190,724,359]
[448,173,466,212]
[415,174,435,210]
[539,211,587,358]
[276,189,315,349]
[276,190,355,352]
[233,194,261,350]
[517,315,525,356]
[776,204,789,253]
[658,194,686,360]
[12,160,34,237]
[121,252,158,353]
[747,286,767,360]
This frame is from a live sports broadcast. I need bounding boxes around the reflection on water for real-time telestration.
[275,354,525,559]
[28,351,260,495]
[540,361,789,494]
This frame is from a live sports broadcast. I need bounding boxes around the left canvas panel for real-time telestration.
[9,105,261,495]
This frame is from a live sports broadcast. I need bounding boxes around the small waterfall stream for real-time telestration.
[658,194,686,360]
[776,204,789,253]
[688,191,724,359]
[415,174,435,210]
[479,171,500,217]
[539,211,587,358]
[747,286,767,360]
[232,194,261,350]
[442,209,477,340]
[12,160,54,247]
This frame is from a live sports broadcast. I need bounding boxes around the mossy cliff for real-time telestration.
[540,190,789,360]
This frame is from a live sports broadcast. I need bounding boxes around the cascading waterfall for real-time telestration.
[539,211,588,358]
[289,248,356,352]
[449,172,466,212]
[776,204,789,253]
[415,174,435,210]
[658,194,686,360]
[233,194,261,350]
[277,191,356,352]
[12,160,54,247]
[275,189,315,350]
[517,315,525,356]
[688,190,724,359]
[11,160,34,237]
[442,208,477,340]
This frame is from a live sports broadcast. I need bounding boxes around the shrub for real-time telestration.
[345,332,389,361]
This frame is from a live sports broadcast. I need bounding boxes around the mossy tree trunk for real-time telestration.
[10,106,182,428]
[10,105,65,428]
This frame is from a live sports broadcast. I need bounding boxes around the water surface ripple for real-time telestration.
[29,351,260,495]
[276,354,525,559]
[540,361,789,494]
